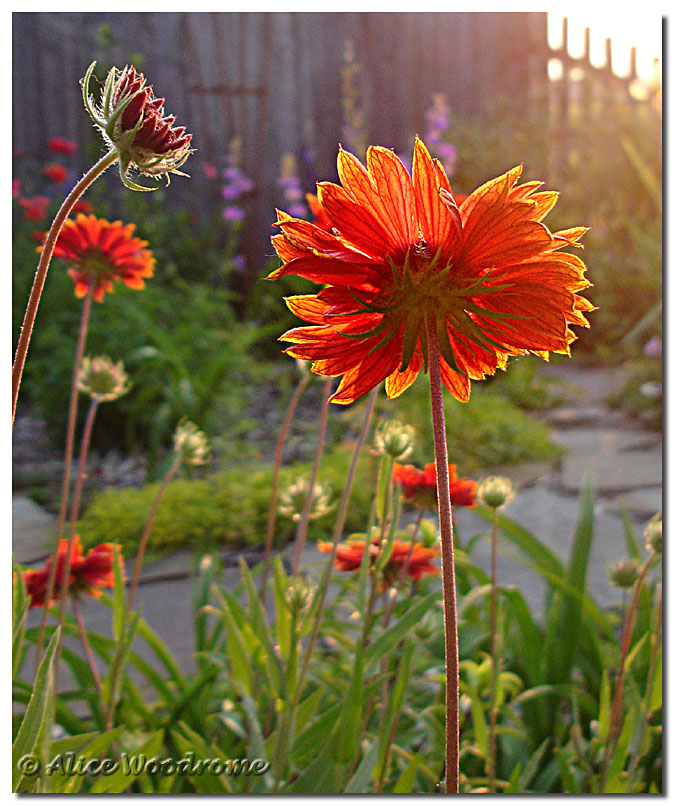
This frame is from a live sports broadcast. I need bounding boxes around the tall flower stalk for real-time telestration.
[268,136,591,791]
[261,367,310,603]
[12,153,116,422]
[425,321,460,792]
[34,283,94,674]
[291,377,332,574]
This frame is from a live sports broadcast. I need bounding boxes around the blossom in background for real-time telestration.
[21,536,120,608]
[41,163,69,183]
[78,355,131,402]
[318,534,440,587]
[72,199,94,215]
[424,93,458,175]
[18,195,50,221]
[173,419,210,466]
[221,137,253,222]
[278,478,334,522]
[278,152,308,218]
[46,136,78,155]
[12,178,22,198]
[202,161,218,181]
[393,462,477,509]
[81,61,193,190]
[223,205,245,222]
[42,213,155,302]
[476,475,515,509]
[270,137,593,405]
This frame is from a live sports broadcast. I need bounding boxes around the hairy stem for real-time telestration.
[425,320,460,794]
[291,377,332,574]
[54,396,100,690]
[127,454,182,610]
[487,507,500,792]
[260,372,310,604]
[34,284,94,677]
[12,149,117,423]
[73,597,102,693]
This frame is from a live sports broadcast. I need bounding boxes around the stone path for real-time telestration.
[13,363,662,679]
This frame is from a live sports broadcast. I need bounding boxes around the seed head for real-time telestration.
[173,419,210,466]
[78,355,131,402]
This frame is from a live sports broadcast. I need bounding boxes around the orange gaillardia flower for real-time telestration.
[44,213,155,302]
[82,61,193,191]
[318,535,439,587]
[393,462,477,509]
[21,536,120,608]
[270,137,593,405]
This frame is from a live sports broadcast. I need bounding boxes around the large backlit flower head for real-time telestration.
[81,61,193,191]
[269,137,593,405]
[45,213,155,302]
[21,537,120,608]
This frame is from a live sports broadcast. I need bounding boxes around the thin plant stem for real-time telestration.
[628,582,662,777]
[73,597,102,693]
[271,385,378,792]
[382,507,425,628]
[127,454,183,610]
[54,396,100,690]
[260,373,310,603]
[425,319,460,794]
[487,506,500,792]
[34,283,95,677]
[601,552,657,788]
[291,377,332,574]
[12,149,117,423]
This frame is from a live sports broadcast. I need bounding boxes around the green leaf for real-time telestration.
[273,556,291,659]
[47,727,123,793]
[392,753,422,793]
[336,643,364,765]
[171,724,232,793]
[603,708,635,793]
[556,746,581,792]
[89,729,165,793]
[344,738,379,793]
[519,738,549,791]
[364,592,437,671]
[12,627,60,792]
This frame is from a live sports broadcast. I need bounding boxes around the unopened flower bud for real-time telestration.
[608,558,641,589]
[476,476,515,509]
[284,576,315,615]
[82,61,193,191]
[373,419,414,460]
[173,419,210,466]
[644,513,662,555]
[278,478,334,522]
[78,355,131,402]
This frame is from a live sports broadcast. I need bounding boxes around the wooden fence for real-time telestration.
[13,12,659,291]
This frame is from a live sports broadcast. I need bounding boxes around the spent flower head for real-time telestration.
[644,512,662,555]
[81,61,193,191]
[278,478,334,522]
[608,558,641,589]
[173,419,210,466]
[78,355,131,402]
[477,476,516,509]
[373,419,415,460]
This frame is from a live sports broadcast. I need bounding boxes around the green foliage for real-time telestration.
[607,358,662,430]
[384,373,563,475]
[77,446,377,558]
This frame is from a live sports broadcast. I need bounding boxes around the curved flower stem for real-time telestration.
[260,372,310,604]
[291,377,332,575]
[425,319,460,794]
[272,385,378,792]
[601,552,657,789]
[127,454,183,611]
[487,507,500,792]
[12,149,117,423]
[73,597,102,693]
[54,396,100,690]
[34,283,95,677]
